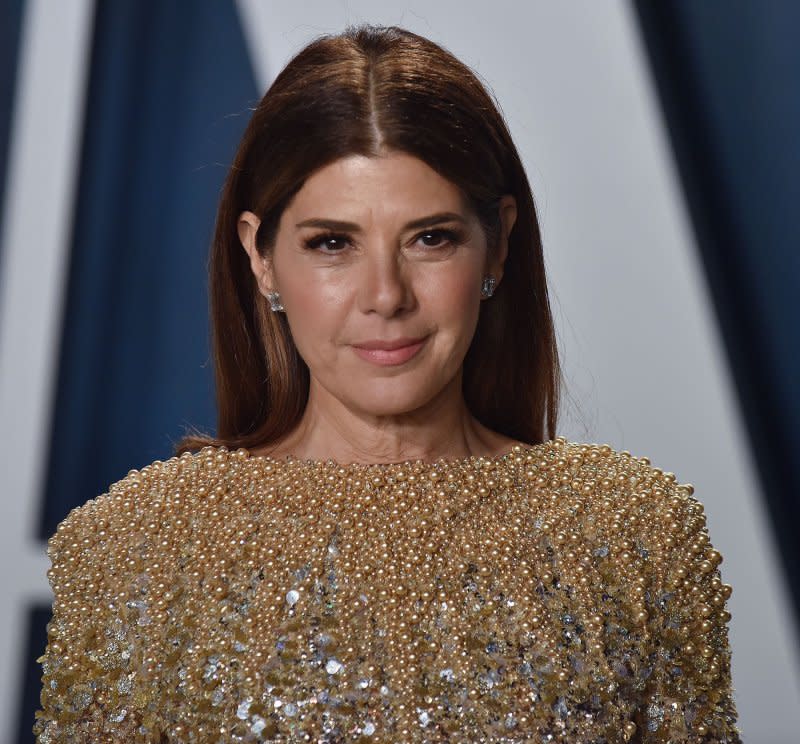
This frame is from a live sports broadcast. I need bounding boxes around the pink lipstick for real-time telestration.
[351,336,428,366]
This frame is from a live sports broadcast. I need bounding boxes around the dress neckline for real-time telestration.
[225,437,564,471]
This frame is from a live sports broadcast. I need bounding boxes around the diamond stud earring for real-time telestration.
[266,291,284,312]
[481,274,496,298]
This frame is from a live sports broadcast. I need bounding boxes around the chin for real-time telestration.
[346,380,438,416]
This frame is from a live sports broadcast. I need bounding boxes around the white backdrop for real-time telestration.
[1,1,797,739]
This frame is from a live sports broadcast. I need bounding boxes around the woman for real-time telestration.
[34,24,741,743]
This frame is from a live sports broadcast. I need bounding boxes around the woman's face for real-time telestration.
[239,151,515,420]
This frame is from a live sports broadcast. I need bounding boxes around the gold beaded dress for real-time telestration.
[33,437,742,743]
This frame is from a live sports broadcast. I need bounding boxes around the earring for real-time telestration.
[480,274,496,298]
[266,291,284,312]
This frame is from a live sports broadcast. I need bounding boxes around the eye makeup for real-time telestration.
[302,227,467,254]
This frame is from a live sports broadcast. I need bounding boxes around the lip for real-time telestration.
[351,336,428,366]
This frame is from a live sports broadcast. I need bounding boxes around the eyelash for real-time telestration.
[303,228,465,253]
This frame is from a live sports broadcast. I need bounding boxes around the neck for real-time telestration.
[258,373,516,465]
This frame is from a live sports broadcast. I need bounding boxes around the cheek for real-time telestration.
[422,271,481,327]
[282,274,347,357]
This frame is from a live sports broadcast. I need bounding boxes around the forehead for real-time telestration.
[288,152,467,218]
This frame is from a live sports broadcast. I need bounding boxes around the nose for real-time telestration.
[357,248,415,317]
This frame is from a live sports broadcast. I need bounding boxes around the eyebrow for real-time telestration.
[295,211,467,232]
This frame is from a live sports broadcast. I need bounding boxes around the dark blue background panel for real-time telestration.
[19,606,49,744]
[38,0,258,542]
[632,0,800,644]
[0,0,25,289]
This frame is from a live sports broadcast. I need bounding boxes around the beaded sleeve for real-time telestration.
[630,472,742,743]
[33,468,167,743]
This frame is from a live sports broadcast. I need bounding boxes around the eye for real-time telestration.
[417,229,462,248]
[303,232,349,252]
[303,228,463,254]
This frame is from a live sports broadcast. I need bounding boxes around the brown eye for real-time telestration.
[418,229,458,248]
[420,230,448,248]
[303,232,349,252]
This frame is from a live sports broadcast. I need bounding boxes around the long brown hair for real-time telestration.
[175,23,561,455]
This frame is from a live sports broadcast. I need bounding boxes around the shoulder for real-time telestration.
[548,437,711,529]
[550,441,740,738]
[47,446,247,579]
[48,452,181,555]
[546,442,734,630]
[533,438,723,582]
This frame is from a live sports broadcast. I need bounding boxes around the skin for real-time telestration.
[238,149,519,465]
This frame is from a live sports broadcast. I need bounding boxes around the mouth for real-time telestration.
[350,336,429,366]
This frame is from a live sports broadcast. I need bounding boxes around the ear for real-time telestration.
[486,194,517,284]
[238,210,275,296]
